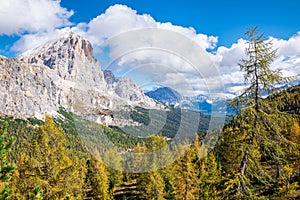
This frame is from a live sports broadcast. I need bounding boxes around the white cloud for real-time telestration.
[157,22,218,50]
[271,55,300,77]
[0,0,73,35]
[212,39,247,73]
[76,4,218,51]
[84,4,157,45]
[221,71,244,85]
[105,49,217,96]
[271,32,300,57]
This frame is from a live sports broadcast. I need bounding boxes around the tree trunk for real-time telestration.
[276,162,281,178]
[237,149,249,195]
[184,157,188,200]
[240,149,249,175]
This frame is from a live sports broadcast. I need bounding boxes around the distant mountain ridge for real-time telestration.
[145,87,182,105]
[145,86,229,115]
[0,32,162,126]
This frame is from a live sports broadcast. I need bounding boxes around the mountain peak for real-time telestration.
[17,32,101,83]
[18,32,95,65]
[145,87,182,104]
[60,32,94,60]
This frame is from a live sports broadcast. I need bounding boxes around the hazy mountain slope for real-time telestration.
[145,87,181,104]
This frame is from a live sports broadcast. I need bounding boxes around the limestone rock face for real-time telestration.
[0,57,61,118]
[0,33,162,125]
[18,32,105,89]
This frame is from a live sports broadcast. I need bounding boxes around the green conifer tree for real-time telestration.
[219,27,296,198]
[173,142,200,200]
[136,135,167,200]
[103,149,123,191]
[84,157,112,200]
[0,122,14,200]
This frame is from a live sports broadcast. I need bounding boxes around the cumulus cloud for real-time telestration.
[158,22,218,50]
[84,4,157,45]
[0,0,73,35]
[213,39,247,72]
[67,4,218,53]
[271,32,300,57]
[109,50,212,96]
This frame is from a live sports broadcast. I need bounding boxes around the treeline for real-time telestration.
[127,106,211,139]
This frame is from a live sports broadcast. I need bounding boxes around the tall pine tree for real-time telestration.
[219,27,296,198]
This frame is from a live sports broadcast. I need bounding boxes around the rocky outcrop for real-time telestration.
[0,33,162,125]
[104,70,158,108]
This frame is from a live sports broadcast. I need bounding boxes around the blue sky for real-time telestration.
[0,0,299,96]
[60,0,300,47]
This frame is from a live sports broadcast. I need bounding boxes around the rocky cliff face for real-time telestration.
[0,57,61,118]
[18,32,105,89]
[0,33,161,126]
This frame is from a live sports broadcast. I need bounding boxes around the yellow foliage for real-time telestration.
[278,182,299,196]
[289,122,300,142]
[282,165,294,177]
[0,182,8,190]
